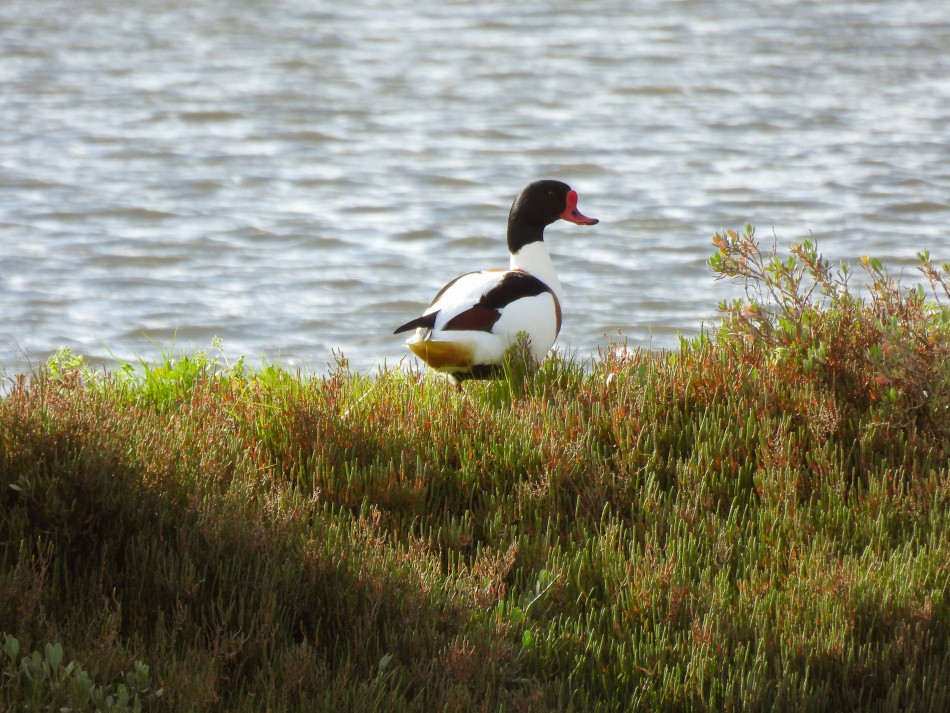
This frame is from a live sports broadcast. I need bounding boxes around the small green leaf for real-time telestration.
[522,630,534,648]
[3,634,19,660]
[45,642,63,670]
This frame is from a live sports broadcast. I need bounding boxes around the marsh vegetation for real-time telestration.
[2,232,950,711]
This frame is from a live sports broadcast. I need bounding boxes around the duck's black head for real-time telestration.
[507,179,598,253]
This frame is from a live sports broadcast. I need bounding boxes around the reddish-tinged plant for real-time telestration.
[710,225,950,430]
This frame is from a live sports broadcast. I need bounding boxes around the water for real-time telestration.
[2,0,949,377]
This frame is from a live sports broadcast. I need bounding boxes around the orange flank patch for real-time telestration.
[408,340,475,369]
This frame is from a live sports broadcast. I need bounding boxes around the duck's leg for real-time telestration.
[445,372,464,393]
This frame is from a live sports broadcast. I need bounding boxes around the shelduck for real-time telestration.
[393,179,598,381]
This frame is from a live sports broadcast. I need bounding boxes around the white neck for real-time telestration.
[510,242,564,302]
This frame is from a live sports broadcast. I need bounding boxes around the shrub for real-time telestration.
[710,225,950,431]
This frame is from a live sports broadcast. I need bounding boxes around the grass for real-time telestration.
[2,231,950,711]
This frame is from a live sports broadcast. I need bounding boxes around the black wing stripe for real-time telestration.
[393,311,438,335]
[478,271,552,310]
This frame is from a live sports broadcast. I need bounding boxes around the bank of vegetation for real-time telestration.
[2,229,949,711]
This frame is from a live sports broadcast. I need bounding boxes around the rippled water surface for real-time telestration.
[2,0,949,375]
